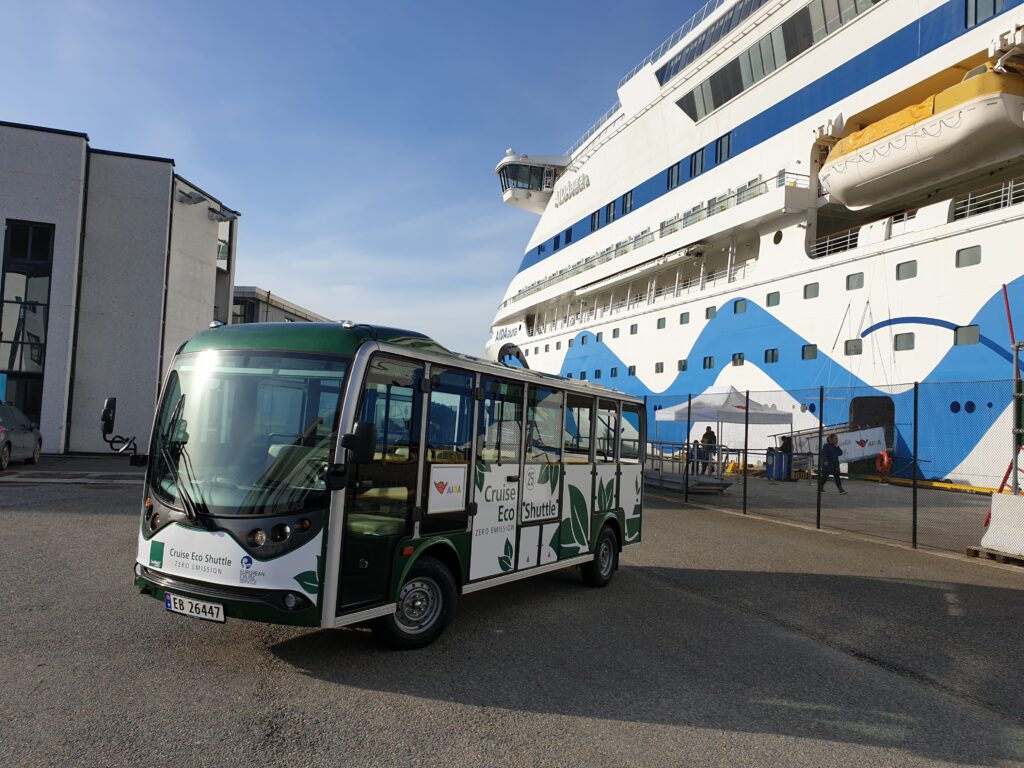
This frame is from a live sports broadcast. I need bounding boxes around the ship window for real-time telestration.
[766,291,780,307]
[580,372,587,380]
[804,282,819,299]
[564,227,573,244]
[734,299,747,314]
[622,190,634,215]
[706,306,716,320]
[655,362,664,374]
[610,367,618,378]
[545,344,549,352]
[566,373,572,379]
[605,201,616,224]
[534,347,539,355]
[802,344,818,360]
[657,317,666,329]
[612,328,620,339]
[846,272,864,290]
[667,162,681,190]
[594,369,601,379]
[703,356,715,369]
[967,0,1005,28]
[764,348,779,364]
[955,325,980,345]
[553,234,560,251]
[844,338,862,356]
[896,260,917,280]
[715,133,733,164]
[630,324,638,335]
[556,341,561,350]
[678,359,688,371]
[956,245,981,268]
[628,365,636,376]
[580,335,588,346]
[690,148,706,178]
[568,339,573,348]
[590,211,600,232]
[680,312,690,325]
[894,332,915,351]
[524,349,529,357]
[596,332,603,343]
[732,353,745,366]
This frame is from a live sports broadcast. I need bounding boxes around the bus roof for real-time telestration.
[180,322,642,403]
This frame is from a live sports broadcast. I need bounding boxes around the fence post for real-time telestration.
[743,390,750,515]
[684,394,692,503]
[912,382,918,548]
[816,385,824,530]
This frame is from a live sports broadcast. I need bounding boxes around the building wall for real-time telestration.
[0,125,87,453]
[68,152,173,453]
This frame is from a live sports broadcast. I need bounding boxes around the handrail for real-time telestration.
[566,102,623,157]
[618,0,727,88]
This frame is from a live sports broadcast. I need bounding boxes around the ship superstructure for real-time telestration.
[487,0,1024,481]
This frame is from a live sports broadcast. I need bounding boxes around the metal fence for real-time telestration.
[644,379,1018,554]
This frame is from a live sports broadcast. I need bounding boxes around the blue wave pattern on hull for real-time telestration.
[555,278,1024,480]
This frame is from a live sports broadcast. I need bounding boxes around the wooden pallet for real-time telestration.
[966,545,1024,567]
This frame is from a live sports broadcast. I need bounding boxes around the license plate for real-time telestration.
[164,592,225,623]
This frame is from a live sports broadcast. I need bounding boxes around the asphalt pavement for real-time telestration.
[1,481,1023,767]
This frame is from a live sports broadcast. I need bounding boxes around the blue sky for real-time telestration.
[4,0,702,353]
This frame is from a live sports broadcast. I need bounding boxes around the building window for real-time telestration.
[628,365,636,376]
[956,245,981,268]
[610,367,618,378]
[764,348,779,364]
[706,306,716,320]
[605,201,616,224]
[846,272,864,290]
[594,369,601,379]
[968,0,1005,28]
[595,332,602,343]
[690,148,706,177]
[680,312,690,325]
[894,332,915,351]
[734,299,747,314]
[702,356,715,369]
[630,323,638,335]
[622,190,634,215]
[802,344,818,360]
[564,227,573,245]
[612,328,620,339]
[896,260,917,280]
[591,211,600,232]
[678,359,688,371]
[667,162,681,190]
[804,282,819,299]
[715,132,733,164]
[955,324,980,345]
[657,317,666,329]
[655,362,664,373]
[732,352,744,366]
[845,339,862,356]
[766,291,780,307]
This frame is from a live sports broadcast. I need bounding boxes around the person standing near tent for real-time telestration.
[779,435,794,481]
[701,426,717,475]
[819,433,847,494]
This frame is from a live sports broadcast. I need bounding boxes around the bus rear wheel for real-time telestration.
[373,556,456,650]
[581,526,618,588]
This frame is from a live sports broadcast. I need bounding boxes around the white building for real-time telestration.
[0,120,239,454]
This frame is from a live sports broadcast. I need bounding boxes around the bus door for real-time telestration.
[419,367,475,537]
[593,399,619,526]
[520,385,563,569]
[561,393,595,559]
[339,356,422,609]
[619,401,644,545]
[469,376,523,580]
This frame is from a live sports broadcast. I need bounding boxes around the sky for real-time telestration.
[3,0,703,354]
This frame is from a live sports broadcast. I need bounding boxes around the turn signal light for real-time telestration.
[297,518,312,533]
[251,528,267,547]
[402,546,415,556]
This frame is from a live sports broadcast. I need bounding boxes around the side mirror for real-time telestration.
[340,420,377,465]
[101,398,117,437]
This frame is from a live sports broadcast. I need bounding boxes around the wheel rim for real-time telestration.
[598,536,614,577]
[395,576,442,634]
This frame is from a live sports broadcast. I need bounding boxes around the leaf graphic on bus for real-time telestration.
[475,461,489,492]
[568,485,588,548]
[498,538,514,572]
[504,538,514,560]
[548,464,560,493]
[538,464,550,486]
[625,515,641,542]
[293,570,319,595]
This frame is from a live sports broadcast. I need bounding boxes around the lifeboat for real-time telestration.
[819,65,1024,210]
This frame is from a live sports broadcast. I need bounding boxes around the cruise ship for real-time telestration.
[485,0,1024,482]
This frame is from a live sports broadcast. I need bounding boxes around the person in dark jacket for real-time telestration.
[819,433,847,494]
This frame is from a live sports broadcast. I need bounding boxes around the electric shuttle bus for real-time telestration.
[104,322,645,648]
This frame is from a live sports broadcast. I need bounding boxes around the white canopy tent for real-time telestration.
[655,386,794,428]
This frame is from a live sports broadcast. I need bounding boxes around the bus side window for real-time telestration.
[620,402,644,464]
[564,393,594,464]
[477,377,523,465]
[596,399,619,463]
[421,367,475,534]
[526,386,563,463]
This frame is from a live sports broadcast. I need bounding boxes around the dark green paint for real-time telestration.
[181,322,449,357]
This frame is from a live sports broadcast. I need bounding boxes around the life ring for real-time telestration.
[875,450,892,476]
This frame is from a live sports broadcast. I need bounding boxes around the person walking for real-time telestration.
[819,433,847,494]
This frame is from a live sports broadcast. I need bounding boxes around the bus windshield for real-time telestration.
[149,350,348,516]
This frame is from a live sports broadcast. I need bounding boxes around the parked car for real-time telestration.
[0,403,41,470]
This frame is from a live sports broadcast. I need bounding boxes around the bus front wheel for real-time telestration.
[581,526,618,588]
[373,556,457,650]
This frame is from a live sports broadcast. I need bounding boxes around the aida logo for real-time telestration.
[433,481,462,495]
[856,439,868,448]
[434,481,448,494]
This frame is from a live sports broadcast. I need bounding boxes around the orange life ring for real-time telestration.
[875,450,892,476]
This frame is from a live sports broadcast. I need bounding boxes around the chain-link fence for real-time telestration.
[644,379,1015,554]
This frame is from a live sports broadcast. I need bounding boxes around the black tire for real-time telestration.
[0,443,9,472]
[372,556,457,650]
[26,440,41,465]
[581,525,618,588]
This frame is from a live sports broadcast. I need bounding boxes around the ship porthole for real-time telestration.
[773,231,783,245]
[950,401,961,413]
[965,401,976,413]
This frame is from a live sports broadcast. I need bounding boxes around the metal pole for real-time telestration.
[816,386,824,530]
[1015,349,1021,495]
[684,394,691,503]
[912,381,919,548]
[743,390,750,515]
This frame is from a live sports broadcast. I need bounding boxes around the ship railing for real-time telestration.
[566,102,623,158]
[953,175,1024,221]
[810,227,859,259]
[618,0,726,88]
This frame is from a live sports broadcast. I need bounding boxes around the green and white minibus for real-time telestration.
[109,322,645,648]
